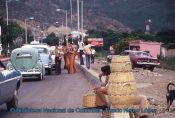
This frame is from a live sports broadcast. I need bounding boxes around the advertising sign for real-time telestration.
[87,38,103,47]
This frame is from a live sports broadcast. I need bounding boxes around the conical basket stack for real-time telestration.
[107,55,137,108]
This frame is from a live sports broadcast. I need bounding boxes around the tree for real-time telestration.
[43,33,59,45]
[157,29,175,44]
[0,17,29,56]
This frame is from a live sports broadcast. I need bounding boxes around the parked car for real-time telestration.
[7,48,45,80]
[22,44,53,74]
[121,50,160,71]
[0,60,22,111]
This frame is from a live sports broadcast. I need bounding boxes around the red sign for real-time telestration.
[88,38,103,47]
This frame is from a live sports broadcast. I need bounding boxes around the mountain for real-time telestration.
[0,0,175,32]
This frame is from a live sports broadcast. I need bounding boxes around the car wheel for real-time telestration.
[132,65,135,69]
[6,89,18,111]
[48,68,52,75]
[149,67,155,71]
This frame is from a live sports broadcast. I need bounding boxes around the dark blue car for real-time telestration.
[0,60,22,111]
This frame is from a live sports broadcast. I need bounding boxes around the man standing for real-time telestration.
[55,44,62,75]
[78,37,84,65]
[84,41,92,69]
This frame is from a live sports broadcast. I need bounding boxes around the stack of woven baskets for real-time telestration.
[107,55,137,108]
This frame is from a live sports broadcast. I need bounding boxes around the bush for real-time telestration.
[95,50,108,59]
[158,57,175,70]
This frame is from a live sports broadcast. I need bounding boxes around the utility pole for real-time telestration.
[77,0,80,38]
[25,19,27,44]
[81,1,83,41]
[70,0,73,30]
[6,0,9,26]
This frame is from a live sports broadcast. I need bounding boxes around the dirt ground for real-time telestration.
[90,58,175,118]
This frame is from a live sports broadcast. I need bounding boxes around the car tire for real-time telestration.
[6,89,18,111]
[48,68,52,75]
[149,67,155,71]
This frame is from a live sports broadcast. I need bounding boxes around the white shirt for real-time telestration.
[78,41,84,50]
[92,49,96,55]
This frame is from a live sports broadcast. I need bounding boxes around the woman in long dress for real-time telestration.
[67,43,75,74]
[72,42,77,73]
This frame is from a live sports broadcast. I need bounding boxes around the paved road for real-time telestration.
[0,68,102,118]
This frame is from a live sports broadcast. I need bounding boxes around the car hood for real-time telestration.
[40,54,50,65]
[138,56,157,60]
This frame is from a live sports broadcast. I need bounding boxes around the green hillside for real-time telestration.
[0,0,174,31]
[85,0,175,31]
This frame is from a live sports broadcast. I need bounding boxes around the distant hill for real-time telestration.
[0,0,174,32]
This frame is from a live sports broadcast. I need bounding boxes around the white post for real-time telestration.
[66,10,68,37]
[77,0,80,38]
[81,1,83,41]
[33,20,36,41]
[66,10,68,46]
[25,19,28,44]
[70,0,73,29]
[6,0,9,26]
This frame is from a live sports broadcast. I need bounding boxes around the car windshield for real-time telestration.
[134,52,151,57]
[142,52,150,57]
[33,47,48,54]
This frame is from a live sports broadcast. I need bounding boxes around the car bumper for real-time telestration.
[137,62,160,66]
[44,65,52,69]
[21,72,41,79]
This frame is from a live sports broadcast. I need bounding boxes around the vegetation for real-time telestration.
[85,0,175,31]
[158,57,175,70]
[0,17,33,56]
[86,28,175,70]
[43,33,59,45]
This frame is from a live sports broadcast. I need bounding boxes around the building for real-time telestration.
[161,43,175,58]
[129,40,161,58]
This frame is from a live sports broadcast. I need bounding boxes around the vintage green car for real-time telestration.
[7,48,45,80]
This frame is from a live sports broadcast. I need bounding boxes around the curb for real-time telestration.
[76,60,100,87]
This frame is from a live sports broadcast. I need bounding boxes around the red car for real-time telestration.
[121,50,160,71]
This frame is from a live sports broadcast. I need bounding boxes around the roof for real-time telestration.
[129,40,162,45]
[124,50,145,53]
[22,44,50,49]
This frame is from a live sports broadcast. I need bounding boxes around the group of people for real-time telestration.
[54,38,96,74]
[78,38,96,69]
[54,41,77,75]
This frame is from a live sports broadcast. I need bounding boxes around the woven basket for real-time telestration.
[110,55,132,72]
[83,92,96,108]
[108,72,135,83]
[107,55,137,108]
[110,62,132,72]
[107,72,136,108]
[111,55,131,63]
[108,95,136,108]
[107,83,136,95]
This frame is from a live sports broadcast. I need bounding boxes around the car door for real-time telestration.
[0,70,17,104]
[0,70,8,104]
[0,72,4,104]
